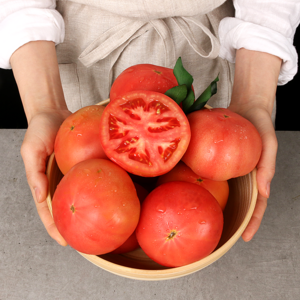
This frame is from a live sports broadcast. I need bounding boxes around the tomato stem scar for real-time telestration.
[70,204,76,213]
[166,230,177,241]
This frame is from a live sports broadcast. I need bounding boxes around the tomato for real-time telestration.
[136,181,223,267]
[156,161,229,211]
[52,159,140,255]
[182,108,262,181]
[99,91,191,177]
[133,182,149,204]
[111,182,148,254]
[110,64,178,102]
[110,231,140,254]
[54,105,107,174]
[129,173,159,192]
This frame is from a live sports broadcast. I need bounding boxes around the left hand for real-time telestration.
[21,108,71,245]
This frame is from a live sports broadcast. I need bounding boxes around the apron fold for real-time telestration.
[172,16,220,59]
[79,16,220,69]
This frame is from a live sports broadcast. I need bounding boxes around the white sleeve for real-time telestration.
[218,0,300,85]
[0,0,65,69]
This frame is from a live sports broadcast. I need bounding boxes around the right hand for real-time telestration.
[228,103,277,242]
[21,108,71,246]
[229,48,281,242]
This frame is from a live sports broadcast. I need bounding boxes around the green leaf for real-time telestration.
[164,85,188,105]
[186,75,219,114]
[173,57,194,90]
[172,57,196,113]
[182,89,195,112]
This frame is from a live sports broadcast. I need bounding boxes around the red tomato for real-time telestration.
[129,173,159,192]
[136,182,223,267]
[110,64,178,102]
[182,108,262,181]
[54,105,107,174]
[110,231,140,254]
[52,159,140,255]
[133,182,149,204]
[111,182,149,254]
[99,91,191,177]
[156,161,229,210]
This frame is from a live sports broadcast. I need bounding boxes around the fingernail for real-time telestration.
[266,182,270,198]
[57,232,67,246]
[34,187,40,202]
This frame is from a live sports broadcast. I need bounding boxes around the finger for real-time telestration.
[256,130,277,198]
[251,112,277,198]
[241,126,275,242]
[242,193,267,242]
[21,134,50,203]
[21,141,67,246]
[35,199,68,246]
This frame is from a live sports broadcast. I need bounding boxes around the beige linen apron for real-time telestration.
[55,0,235,113]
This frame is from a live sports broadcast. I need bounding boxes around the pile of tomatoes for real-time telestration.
[52,62,262,268]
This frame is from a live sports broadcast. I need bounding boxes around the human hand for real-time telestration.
[21,108,71,246]
[228,48,281,241]
[228,102,277,242]
[10,41,71,245]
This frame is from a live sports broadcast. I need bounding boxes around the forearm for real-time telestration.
[10,41,68,123]
[230,48,282,115]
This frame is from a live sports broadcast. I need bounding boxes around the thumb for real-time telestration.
[21,133,50,204]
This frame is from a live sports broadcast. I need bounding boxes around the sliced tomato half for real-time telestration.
[100,91,191,177]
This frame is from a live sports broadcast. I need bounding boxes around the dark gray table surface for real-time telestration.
[1,130,299,300]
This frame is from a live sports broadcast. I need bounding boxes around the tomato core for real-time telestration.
[108,100,181,163]
[166,230,177,241]
[70,205,75,213]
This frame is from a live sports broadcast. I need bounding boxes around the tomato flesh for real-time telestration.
[100,91,191,177]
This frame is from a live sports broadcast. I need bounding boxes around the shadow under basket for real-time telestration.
[46,151,257,281]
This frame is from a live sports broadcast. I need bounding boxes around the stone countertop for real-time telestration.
[0,130,299,300]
